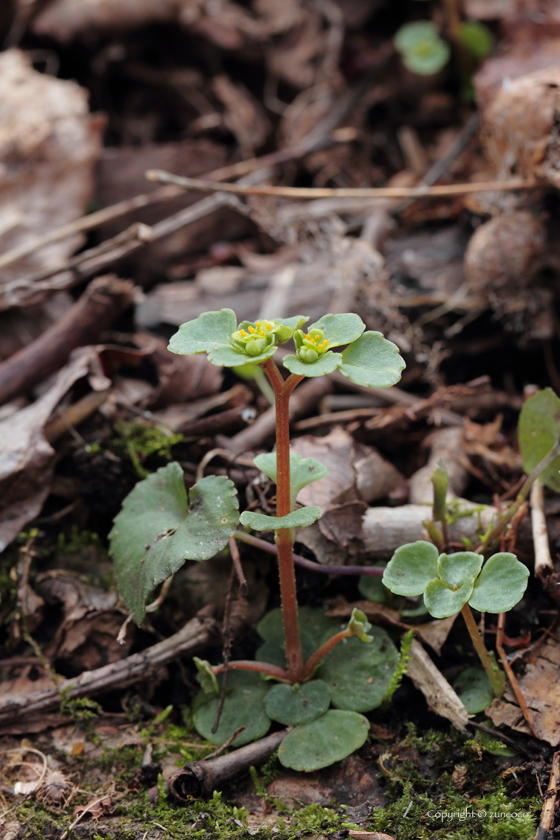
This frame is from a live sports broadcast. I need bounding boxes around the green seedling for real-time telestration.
[394,1,493,78]
[110,309,405,771]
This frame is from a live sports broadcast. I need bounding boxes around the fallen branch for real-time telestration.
[535,751,560,840]
[168,729,287,800]
[147,169,539,200]
[0,616,219,728]
[0,275,134,406]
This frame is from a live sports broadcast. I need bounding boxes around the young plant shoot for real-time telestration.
[109,309,405,770]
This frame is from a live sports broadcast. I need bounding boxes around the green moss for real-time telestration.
[115,419,183,478]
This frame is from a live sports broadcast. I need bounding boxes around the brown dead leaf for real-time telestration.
[486,636,560,745]
[464,212,546,294]
[482,65,560,188]
[0,348,107,552]
[0,49,104,287]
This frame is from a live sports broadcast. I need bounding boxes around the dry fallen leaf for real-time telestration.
[0,49,104,289]
[0,347,108,552]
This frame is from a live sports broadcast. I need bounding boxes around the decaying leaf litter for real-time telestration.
[2,1,560,838]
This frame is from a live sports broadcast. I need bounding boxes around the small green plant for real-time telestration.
[382,386,560,701]
[109,310,405,771]
[394,1,493,77]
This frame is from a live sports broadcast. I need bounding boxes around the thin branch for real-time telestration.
[147,169,539,200]
[496,613,541,739]
[234,530,385,577]
[531,479,554,579]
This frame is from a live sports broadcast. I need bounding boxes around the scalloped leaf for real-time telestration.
[278,710,369,771]
[383,541,438,596]
[317,629,398,712]
[310,313,365,348]
[338,332,405,388]
[518,388,560,494]
[168,309,236,356]
[424,577,475,619]
[240,506,322,531]
[282,351,342,378]
[347,608,373,642]
[194,670,271,746]
[468,553,529,613]
[254,451,329,507]
[402,37,450,75]
[460,21,494,60]
[453,667,493,715]
[437,551,483,588]
[274,314,310,332]
[109,464,239,625]
[265,680,331,726]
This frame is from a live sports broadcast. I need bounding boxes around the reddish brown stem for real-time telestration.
[212,660,289,682]
[301,629,352,681]
[262,359,305,681]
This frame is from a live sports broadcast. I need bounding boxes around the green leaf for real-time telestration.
[194,671,271,746]
[430,459,448,522]
[240,506,322,531]
[453,668,493,715]
[254,451,329,507]
[194,657,219,696]
[383,541,438,596]
[338,332,405,388]
[317,629,398,712]
[278,710,369,771]
[358,573,390,605]
[257,607,339,645]
[310,313,365,348]
[256,607,340,669]
[437,551,483,588]
[460,21,494,59]
[424,577,474,618]
[394,20,440,53]
[518,388,560,493]
[347,608,373,642]
[274,314,310,333]
[109,464,239,625]
[394,21,450,76]
[265,680,331,726]
[468,553,529,613]
[402,37,450,75]
[168,309,236,356]
[283,351,342,378]
[208,343,277,367]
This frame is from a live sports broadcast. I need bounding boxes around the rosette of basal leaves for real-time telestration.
[283,313,405,387]
[167,308,309,367]
[109,462,239,625]
[382,541,529,619]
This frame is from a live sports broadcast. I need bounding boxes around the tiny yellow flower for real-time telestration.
[240,329,247,337]
[248,326,256,333]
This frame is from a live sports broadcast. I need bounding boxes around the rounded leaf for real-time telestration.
[257,606,339,645]
[283,351,342,378]
[254,451,328,508]
[358,574,390,605]
[194,671,271,746]
[278,710,369,771]
[453,668,493,715]
[240,506,322,531]
[424,577,474,618]
[518,388,560,493]
[460,21,493,59]
[338,332,405,388]
[394,20,440,53]
[383,541,438,596]
[265,680,331,726]
[310,313,365,348]
[437,552,483,588]
[468,553,529,613]
[168,309,236,356]
[402,37,450,75]
[109,465,239,625]
[317,629,398,712]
